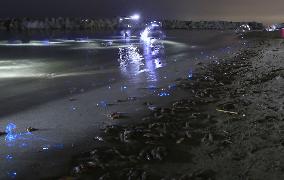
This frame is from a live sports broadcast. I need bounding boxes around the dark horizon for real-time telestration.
[1,0,284,25]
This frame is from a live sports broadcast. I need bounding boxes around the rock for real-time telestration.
[176,138,185,144]
[26,127,39,132]
[0,132,7,136]
[69,98,76,101]
[109,112,127,120]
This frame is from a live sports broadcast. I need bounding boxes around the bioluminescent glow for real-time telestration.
[7,171,17,179]
[188,70,193,79]
[5,123,17,142]
[97,101,108,108]
[158,92,171,97]
[6,155,13,160]
[4,122,36,147]
[3,123,64,153]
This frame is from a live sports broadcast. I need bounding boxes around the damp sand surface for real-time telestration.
[0,30,242,179]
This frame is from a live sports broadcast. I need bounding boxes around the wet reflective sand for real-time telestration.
[0,30,240,179]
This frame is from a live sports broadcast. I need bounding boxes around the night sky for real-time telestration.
[1,0,284,23]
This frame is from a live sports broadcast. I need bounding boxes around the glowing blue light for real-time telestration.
[3,123,58,150]
[6,155,13,160]
[168,84,176,89]
[7,171,17,178]
[5,123,17,142]
[188,70,193,79]
[158,92,170,97]
[5,123,16,134]
[97,101,107,108]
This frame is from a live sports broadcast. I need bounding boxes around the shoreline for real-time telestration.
[66,38,283,179]
[0,31,243,179]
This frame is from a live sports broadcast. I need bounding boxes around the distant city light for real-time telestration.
[130,14,140,20]
[120,14,140,21]
[266,24,277,32]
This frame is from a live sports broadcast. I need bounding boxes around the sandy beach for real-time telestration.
[66,37,283,179]
[1,30,283,180]
[0,30,242,179]
[0,0,283,179]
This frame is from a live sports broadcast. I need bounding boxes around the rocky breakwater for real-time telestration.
[0,18,264,31]
[161,20,264,30]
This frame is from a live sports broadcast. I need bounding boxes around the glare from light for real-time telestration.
[130,14,140,20]
[151,23,159,27]
[0,40,65,47]
[140,27,151,43]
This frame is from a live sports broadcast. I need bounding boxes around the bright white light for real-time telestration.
[130,14,140,20]
[151,23,160,27]
[266,25,276,32]
[140,27,151,43]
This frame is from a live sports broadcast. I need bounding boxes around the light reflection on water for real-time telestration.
[0,36,186,81]
[118,38,166,85]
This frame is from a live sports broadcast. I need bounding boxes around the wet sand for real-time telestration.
[0,31,242,179]
[67,38,283,179]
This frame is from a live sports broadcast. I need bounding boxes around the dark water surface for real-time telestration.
[0,30,236,117]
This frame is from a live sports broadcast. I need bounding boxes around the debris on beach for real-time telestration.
[216,108,238,115]
[116,99,128,103]
[116,97,138,103]
[0,131,7,136]
[94,136,104,142]
[148,106,157,111]
[68,40,284,179]
[108,112,127,120]
[143,101,153,106]
[26,127,39,132]
[96,101,115,108]
[69,98,77,101]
